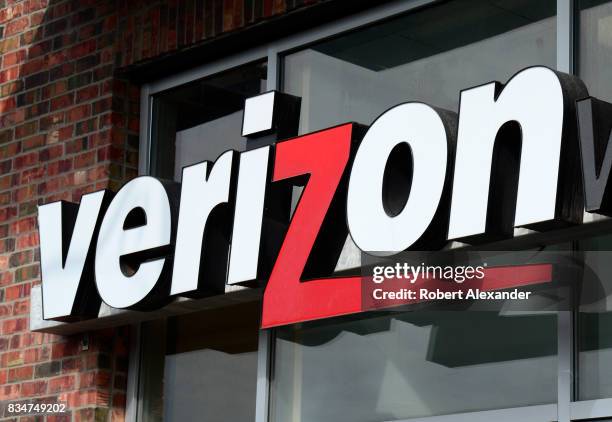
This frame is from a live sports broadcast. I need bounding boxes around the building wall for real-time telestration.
[0,0,324,420]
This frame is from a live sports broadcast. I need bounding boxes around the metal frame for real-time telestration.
[125,323,141,422]
[131,0,612,421]
[571,398,612,419]
[557,4,577,421]
[391,404,558,422]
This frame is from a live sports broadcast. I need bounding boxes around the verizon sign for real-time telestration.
[37,66,612,328]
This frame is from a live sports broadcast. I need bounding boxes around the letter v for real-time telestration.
[38,190,113,320]
[578,97,612,216]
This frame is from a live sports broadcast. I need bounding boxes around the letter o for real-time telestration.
[347,103,449,253]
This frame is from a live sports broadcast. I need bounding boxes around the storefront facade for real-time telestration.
[6,0,612,421]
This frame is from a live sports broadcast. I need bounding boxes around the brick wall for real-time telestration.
[0,0,326,420]
[117,0,323,68]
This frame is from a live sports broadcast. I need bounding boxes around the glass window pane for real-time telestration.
[150,61,267,180]
[283,0,556,134]
[579,1,612,102]
[275,3,559,418]
[578,234,612,400]
[138,302,260,422]
[270,311,557,421]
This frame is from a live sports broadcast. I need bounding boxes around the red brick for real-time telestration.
[0,142,21,159]
[39,175,70,194]
[22,134,44,151]
[30,10,45,26]
[0,383,21,400]
[42,81,68,100]
[39,144,64,161]
[10,216,36,234]
[20,167,44,183]
[0,158,12,174]
[14,151,38,170]
[0,191,11,206]
[67,104,91,122]
[0,80,22,96]
[49,374,75,393]
[0,66,19,84]
[21,57,45,75]
[5,283,31,301]
[26,0,50,13]
[0,8,16,24]
[21,380,47,397]
[74,151,95,169]
[46,125,73,144]
[8,364,33,382]
[0,36,19,54]
[3,49,26,67]
[0,238,16,254]
[0,96,16,112]
[15,121,37,139]
[79,370,110,389]
[51,341,80,359]
[15,264,39,282]
[87,165,109,183]
[69,40,97,59]
[0,174,17,190]
[2,350,24,367]
[39,111,65,130]
[0,302,11,315]
[3,318,28,334]
[49,93,74,111]
[5,16,29,36]
[23,345,49,364]
[76,85,99,102]
[46,158,72,176]
[16,232,38,249]
[0,207,17,223]
[61,357,84,373]
[65,138,87,155]
[12,186,32,204]
[72,184,96,198]
[13,299,29,315]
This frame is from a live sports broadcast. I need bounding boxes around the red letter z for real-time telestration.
[261,124,362,328]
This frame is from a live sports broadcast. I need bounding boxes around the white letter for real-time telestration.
[95,177,175,309]
[228,146,271,284]
[347,103,450,253]
[39,191,109,320]
[449,67,572,240]
[171,151,237,295]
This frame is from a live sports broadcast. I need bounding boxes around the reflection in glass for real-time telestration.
[283,0,556,134]
[579,0,612,102]
[138,302,260,422]
[578,234,612,400]
[273,3,560,418]
[270,312,557,421]
[150,61,267,180]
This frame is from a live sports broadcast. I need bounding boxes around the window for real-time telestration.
[138,0,612,420]
[269,2,560,419]
[140,60,267,422]
[270,311,557,422]
[149,61,267,180]
[283,0,556,134]
[138,302,260,422]
[577,235,612,401]
[577,0,612,404]
[579,0,612,102]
